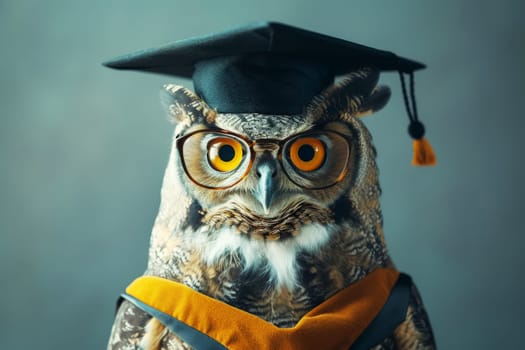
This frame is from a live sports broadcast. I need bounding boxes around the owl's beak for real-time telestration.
[254,162,276,214]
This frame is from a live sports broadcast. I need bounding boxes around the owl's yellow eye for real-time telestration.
[207,137,244,172]
[289,137,326,172]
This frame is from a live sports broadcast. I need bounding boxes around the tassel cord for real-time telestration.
[399,70,437,166]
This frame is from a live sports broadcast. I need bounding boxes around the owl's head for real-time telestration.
[151,68,390,288]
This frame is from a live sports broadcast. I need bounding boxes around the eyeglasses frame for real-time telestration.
[175,128,351,190]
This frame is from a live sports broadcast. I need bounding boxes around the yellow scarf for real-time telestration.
[125,268,400,350]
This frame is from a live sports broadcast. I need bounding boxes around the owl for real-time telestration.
[107,68,436,350]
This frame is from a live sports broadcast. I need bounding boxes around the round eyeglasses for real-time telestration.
[176,129,351,190]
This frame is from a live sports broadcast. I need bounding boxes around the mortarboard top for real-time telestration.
[104,21,436,166]
[103,21,425,78]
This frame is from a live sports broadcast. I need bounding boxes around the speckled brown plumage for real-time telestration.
[107,68,435,350]
[201,200,334,240]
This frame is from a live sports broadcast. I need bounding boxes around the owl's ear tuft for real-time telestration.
[306,67,391,121]
[161,84,217,128]
[354,85,391,118]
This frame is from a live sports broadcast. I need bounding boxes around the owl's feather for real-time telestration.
[107,68,435,350]
[306,68,391,121]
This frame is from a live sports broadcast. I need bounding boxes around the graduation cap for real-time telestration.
[104,21,435,166]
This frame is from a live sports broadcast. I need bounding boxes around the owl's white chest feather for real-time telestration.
[195,223,333,290]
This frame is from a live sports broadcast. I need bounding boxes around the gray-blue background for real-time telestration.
[1,0,523,349]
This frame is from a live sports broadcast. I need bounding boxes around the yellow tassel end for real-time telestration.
[412,137,437,166]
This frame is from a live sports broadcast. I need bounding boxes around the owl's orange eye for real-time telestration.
[289,137,326,172]
[207,137,244,172]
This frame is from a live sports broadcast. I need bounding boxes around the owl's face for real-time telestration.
[175,114,357,239]
[157,70,390,288]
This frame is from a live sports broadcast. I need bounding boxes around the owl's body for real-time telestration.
[107,70,435,350]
